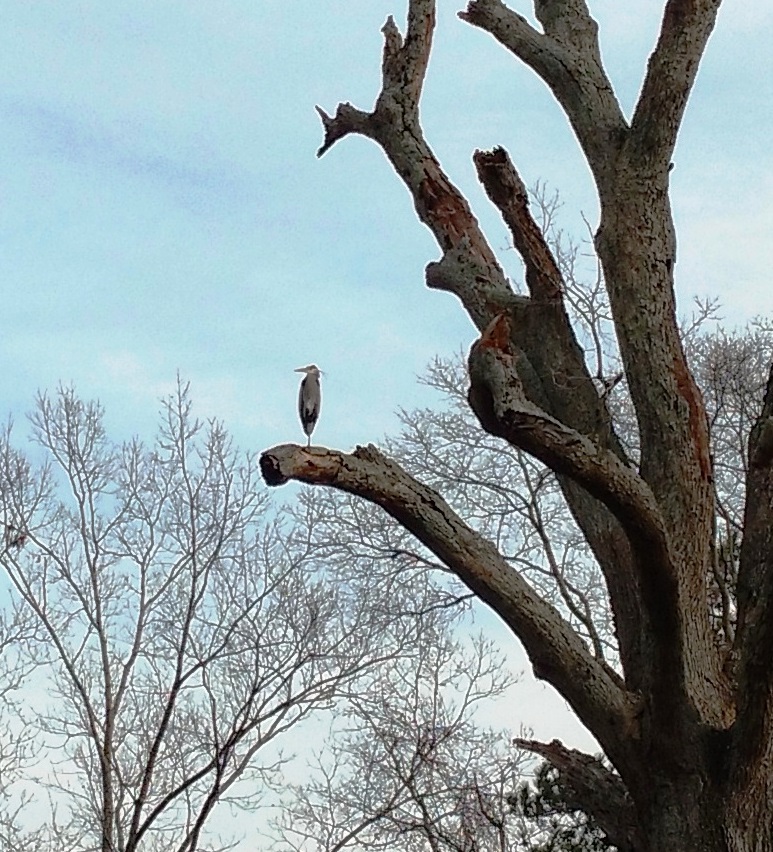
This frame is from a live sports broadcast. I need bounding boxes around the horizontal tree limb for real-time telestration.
[260,442,639,768]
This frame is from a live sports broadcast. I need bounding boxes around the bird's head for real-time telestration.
[294,364,321,377]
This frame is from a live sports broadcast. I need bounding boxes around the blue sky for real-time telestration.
[1,1,771,454]
[1,0,771,812]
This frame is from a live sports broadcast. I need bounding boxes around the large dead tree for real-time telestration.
[260,2,773,849]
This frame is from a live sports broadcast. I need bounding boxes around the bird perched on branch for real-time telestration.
[295,365,321,447]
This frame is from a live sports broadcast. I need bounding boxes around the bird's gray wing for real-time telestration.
[298,376,320,435]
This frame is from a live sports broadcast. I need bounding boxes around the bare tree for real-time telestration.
[0,383,434,852]
[260,1,773,848]
[277,621,532,852]
[390,354,617,668]
[0,593,49,851]
[275,311,765,852]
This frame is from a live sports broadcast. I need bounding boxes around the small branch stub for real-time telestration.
[316,104,373,157]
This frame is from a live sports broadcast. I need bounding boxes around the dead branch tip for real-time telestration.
[259,451,289,487]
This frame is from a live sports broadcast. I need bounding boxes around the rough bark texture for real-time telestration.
[262,1,773,849]
[513,737,643,851]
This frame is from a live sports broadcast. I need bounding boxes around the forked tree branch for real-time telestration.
[260,443,639,768]
[313,0,702,715]
[380,2,434,105]
[316,1,510,331]
[471,147,653,688]
[460,0,627,179]
[313,0,730,775]
[462,0,726,728]
[466,313,688,699]
[460,0,717,524]
[317,5,654,688]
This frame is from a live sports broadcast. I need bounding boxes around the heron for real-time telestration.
[295,365,321,447]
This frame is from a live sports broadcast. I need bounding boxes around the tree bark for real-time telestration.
[260,443,639,775]
[262,1,773,848]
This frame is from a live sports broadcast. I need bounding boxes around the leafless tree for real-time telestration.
[277,621,533,852]
[0,593,47,851]
[260,1,773,848]
[273,305,768,852]
[0,382,436,852]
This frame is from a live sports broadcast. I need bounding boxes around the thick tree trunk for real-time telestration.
[262,0,773,847]
[644,766,773,852]
[645,783,727,851]
[261,444,773,852]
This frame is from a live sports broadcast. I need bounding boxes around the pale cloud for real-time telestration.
[99,349,175,400]
[677,184,773,321]
[0,95,259,214]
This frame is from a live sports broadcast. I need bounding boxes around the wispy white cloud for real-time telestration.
[0,96,260,215]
